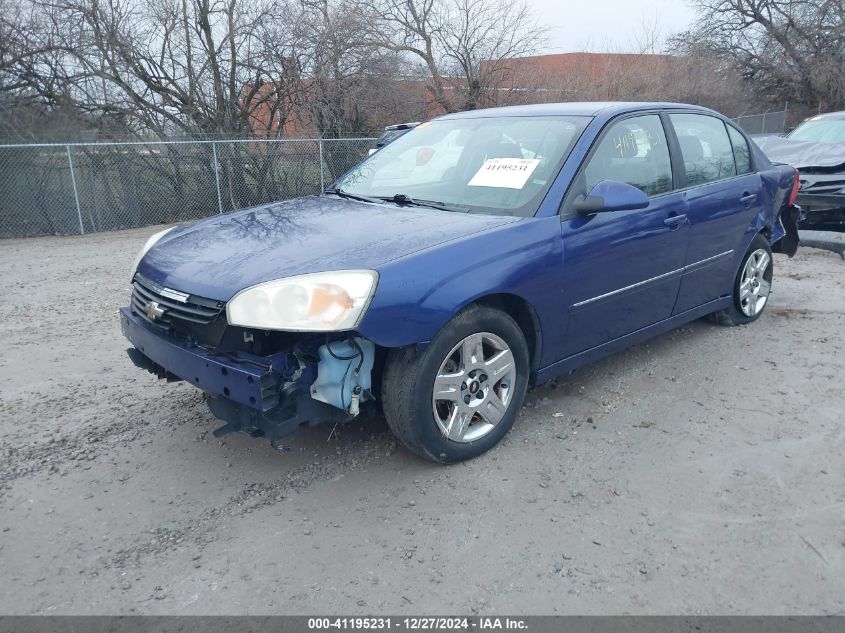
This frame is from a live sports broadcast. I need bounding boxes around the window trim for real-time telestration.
[559,110,677,219]
[665,111,763,192]
[724,120,755,175]
[660,111,687,190]
[668,111,739,187]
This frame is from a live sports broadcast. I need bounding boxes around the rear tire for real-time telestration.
[381,304,529,463]
[708,234,773,326]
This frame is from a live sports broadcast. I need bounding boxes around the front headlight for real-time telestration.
[226,270,378,332]
[129,226,175,282]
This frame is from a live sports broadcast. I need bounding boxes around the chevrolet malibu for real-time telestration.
[122,102,801,463]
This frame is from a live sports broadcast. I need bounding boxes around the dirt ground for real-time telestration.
[0,227,843,615]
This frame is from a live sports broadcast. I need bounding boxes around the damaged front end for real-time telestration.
[755,134,845,234]
[793,161,845,233]
[202,336,376,442]
[120,273,377,444]
[796,169,845,233]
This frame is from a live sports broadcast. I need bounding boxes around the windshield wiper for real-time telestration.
[323,188,382,204]
[326,189,469,212]
[377,194,469,213]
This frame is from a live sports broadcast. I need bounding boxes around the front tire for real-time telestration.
[708,234,773,326]
[382,304,530,463]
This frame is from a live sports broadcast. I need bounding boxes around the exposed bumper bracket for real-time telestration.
[206,387,349,442]
[773,205,802,257]
[120,307,281,411]
[126,346,181,382]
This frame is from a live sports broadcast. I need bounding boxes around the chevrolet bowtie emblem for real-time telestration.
[144,300,165,321]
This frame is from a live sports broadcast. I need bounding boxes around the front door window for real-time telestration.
[583,114,673,197]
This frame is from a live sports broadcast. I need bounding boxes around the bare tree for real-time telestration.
[1,0,57,92]
[0,0,77,141]
[371,0,545,113]
[2,0,416,140]
[15,0,306,138]
[293,0,405,137]
[673,0,845,112]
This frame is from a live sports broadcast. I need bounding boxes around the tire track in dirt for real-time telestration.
[0,387,206,492]
[106,430,400,569]
[103,376,613,573]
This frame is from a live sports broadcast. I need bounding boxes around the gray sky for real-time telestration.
[523,0,699,54]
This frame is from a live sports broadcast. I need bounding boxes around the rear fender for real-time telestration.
[761,165,801,257]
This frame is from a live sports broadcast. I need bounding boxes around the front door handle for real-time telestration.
[664,213,688,228]
[740,192,757,205]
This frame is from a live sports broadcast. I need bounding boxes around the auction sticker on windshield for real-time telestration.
[468,157,540,189]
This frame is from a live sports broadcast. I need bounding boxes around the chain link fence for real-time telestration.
[0,111,795,239]
[732,109,788,136]
[0,137,376,238]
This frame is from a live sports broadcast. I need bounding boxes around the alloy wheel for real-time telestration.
[739,248,771,317]
[431,332,517,443]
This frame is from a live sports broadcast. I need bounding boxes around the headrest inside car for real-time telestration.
[489,141,523,159]
[678,135,704,162]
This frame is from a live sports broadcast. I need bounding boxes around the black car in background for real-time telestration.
[368,122,420,155]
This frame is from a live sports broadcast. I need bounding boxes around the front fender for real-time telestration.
[357,217,563,363]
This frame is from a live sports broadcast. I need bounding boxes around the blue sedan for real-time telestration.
[121,102,801,463]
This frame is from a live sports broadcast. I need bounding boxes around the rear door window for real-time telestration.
[670,113,737,186]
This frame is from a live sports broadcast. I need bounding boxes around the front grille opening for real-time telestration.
[131,273,225,328]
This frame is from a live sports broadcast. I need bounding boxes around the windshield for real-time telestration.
[334,115,590,216]
[788,117,845,143]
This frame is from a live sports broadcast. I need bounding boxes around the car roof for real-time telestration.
[384,122,420,131]
[801,111,845,122]
[436,102,716,120]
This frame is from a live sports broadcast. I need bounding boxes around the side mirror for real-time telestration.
[573,180,649,213]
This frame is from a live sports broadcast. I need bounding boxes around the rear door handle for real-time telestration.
[664,214,688,228]
[740,192,757,205]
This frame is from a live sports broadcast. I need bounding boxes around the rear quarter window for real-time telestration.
[726,124,752,174]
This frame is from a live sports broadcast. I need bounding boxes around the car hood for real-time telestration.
[137,195,520,301]
[755,136,845,170]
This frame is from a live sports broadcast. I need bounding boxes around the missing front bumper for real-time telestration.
[120,307,280,411]
[120,307,374,442]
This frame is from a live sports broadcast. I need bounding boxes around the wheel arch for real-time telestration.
[371,292,544,397]
[734,218,774,269]
[472,293,543,376]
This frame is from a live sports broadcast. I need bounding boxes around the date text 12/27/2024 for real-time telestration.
[307,617,528,630]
